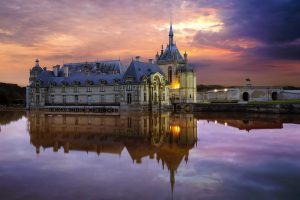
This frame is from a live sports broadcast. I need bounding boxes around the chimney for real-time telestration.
[135,56,140,62]
[53,65,60,77]
[148,59,153,64]
[63,66,69,77]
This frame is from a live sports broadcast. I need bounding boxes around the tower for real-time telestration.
[156,20,197,103]
[29,58,43,84]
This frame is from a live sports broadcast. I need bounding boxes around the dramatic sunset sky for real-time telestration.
[0,0,300,86]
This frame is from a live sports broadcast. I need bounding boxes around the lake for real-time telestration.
[0,111,299,200]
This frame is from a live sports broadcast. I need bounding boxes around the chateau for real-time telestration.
[26,23,197,111]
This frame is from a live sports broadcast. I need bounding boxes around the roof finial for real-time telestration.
[169,15,174,46]
[35,58,39,66]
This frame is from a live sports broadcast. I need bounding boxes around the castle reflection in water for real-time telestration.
[27,112,198,191]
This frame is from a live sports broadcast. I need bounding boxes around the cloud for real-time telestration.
[193,0,300,60]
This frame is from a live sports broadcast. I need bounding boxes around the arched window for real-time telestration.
[242,92,249,101]
[168,66,172,84]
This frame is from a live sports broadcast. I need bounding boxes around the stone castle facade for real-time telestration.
[26,23,197,111]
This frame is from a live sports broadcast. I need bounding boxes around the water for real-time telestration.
[0,111,299,200]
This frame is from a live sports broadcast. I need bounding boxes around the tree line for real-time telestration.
[0,83,26,106]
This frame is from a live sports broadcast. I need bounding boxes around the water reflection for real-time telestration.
[195,112,300,132]
[28,112,197,191]
[0,111,299,199]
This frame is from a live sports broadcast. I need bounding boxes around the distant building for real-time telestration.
[26,22,196,111]
[197,79,300,103]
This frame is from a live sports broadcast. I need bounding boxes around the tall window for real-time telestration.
[51,95,55,104]
[114,86,119,91]
[100,86,105,92]
[127,93,132,104]
[74,86,78,93]
[126,84,132,91]
[168,66,172,84]
[144,93,147,102]
[87,86,92,92]
[87,95,91,105]
[63,95,66,104]
[115,94,119,103]
[75,95,79,103]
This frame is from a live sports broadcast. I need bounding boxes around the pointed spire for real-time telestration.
[170,170,175,197]
[169,16,174,46]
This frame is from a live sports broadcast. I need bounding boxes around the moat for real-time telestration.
[0,111,299,200]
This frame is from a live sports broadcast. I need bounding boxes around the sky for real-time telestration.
[0,0,300,86]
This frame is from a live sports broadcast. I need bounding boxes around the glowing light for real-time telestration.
[170,125,181,135]
[171,80,180,89]
[214,89,218,92]
[224,88,228,92]
[225,122,228,126]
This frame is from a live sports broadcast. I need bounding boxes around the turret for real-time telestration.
[156,51,159,61]
[29,58,43,84]
[184,51,187,62]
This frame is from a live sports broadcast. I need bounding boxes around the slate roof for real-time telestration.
[62,60,124,74]
[158,43,184,62]
[31,60,164,87]
[124,61,164,83]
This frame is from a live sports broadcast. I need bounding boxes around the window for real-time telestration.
[63,95,66,104]
[62,86,66,93]
[168,66,172,83]
[127,93,132,104]
[162,93,165,101]
[87,95,91,105]
[126,84,132,91]
[50,87,54,93]
[100,95,105,103]
[51,95,55,104]
[75,95,79,103]
[74,86,78,93]
[36,95,40,104]
[115,94,119,103]
[100,86,105,92]
[144,93,147,102]
[114,86,120,91]
[87,86,92,92]
[190,94,192,98]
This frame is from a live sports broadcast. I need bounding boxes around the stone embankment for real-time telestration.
[175,103,300,114]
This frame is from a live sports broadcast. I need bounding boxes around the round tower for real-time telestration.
[29,58,43,84]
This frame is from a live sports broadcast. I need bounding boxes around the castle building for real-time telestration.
[26,22,196,110]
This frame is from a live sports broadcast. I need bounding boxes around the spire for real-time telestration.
[169,17,174,46]
[170,170,175,197]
